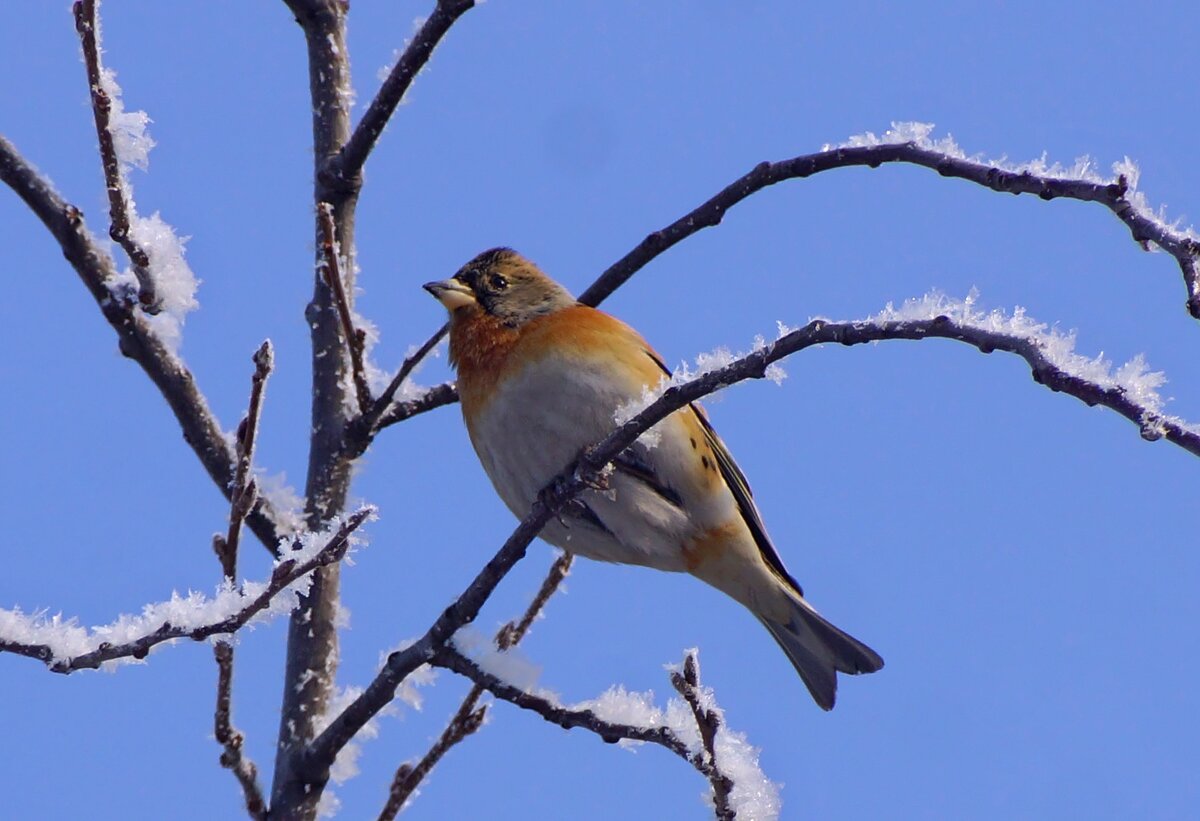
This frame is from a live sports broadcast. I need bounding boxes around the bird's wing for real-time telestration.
[641,347,805,597]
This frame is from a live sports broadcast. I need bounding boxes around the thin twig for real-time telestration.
[214,341,274,579]
[210,343,274,819]
[0,135,287,553]
[431,646,729,783]
[378,553,573,818]
[72,0,158,312]
[304,306,1200,784]
[317,202,372,413]
[354,324,447,449]
[214,643,268,820]
[670,654,734,820]
[0,509,371,672]
[327,0,476,193]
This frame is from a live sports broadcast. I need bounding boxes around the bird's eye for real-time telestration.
[489,273,508,291]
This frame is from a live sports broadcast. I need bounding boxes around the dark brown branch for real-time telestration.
[305,305,1200,784]
[378,553,573,817]
[431,647,734,793]
[273,3,359,816]
[317,202,372,413]
[0,509,371,672]
[214,643,269,820]
[353,324,448,450]
[378,692,486,821]
[578,143,1200,317]
[72,0,158,312]
[211,343,274,819]
[670,655,733,820]
[215,341,275,579]
[327,0,476,193]
[0,135,287,553]
[374,379,458,428]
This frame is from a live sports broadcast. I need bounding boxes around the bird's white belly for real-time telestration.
[466,356,695,571]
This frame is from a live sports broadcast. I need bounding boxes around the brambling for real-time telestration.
[425,248,883,709]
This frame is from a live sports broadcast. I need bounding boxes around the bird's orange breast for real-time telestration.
[450,304,664,419]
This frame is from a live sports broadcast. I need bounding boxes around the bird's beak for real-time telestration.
[423,278,476,310]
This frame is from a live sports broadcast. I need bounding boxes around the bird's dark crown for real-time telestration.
[451,247,575,326]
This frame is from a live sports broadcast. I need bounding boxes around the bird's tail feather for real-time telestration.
[758,597,884,711]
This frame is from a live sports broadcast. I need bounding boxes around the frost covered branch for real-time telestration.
[671,654,735,820]
[72,0,157,312]
[379,553,573,818]
[0,509,371,673]
[0,135,288,552]
[433,647,773,820]
[329,0,476,192]
[318,203,373,413]
[581,122,1200,316]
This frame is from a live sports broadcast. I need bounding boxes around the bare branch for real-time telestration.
[374,379,458,429]
[378,691,486,821]
[273,3,360,815]
[211,343,274,819]
[0,135,287,553]
[378,553,573,817]
[72,0,158,312]
[214,643,269,820]
[579,142,1200,315]
[354,324,448,449]
[215,341,275,579]
[329,0,476,191]
[671,654,734,820]
[431,646,734,792]
[317,202,372,413]
[0,509,371,673]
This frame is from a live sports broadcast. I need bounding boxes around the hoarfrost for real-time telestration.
[0,512,370,668]
[826,122,1198,248]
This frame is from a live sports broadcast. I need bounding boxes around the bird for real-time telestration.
[424,248,883,709]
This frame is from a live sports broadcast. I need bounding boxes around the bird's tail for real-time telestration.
[758,595,884,711]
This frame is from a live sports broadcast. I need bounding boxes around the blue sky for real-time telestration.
[3,1,1199,818]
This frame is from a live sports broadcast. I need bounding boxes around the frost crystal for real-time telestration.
[88,3,199,352]
[0,512,371,669]
[869,290,1175,417]
[825,122,1199,249]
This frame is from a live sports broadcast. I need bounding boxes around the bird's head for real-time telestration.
[424,248,575,327]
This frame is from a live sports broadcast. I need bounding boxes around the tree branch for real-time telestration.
[670,654,733,820]
[211,343,274,820]
[72,0,158,312]
[432,646,737,810]
[272,2,360,816]
[327,0,476,192]
[578,142,1200,315]
[0,509,371,673]
[214,642,269,821]
[317,202,372,413]
[378,553,573,818]
[0,135,288,553]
